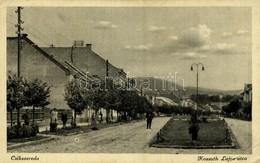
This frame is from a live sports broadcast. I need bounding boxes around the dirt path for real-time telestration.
[9,117,170,153]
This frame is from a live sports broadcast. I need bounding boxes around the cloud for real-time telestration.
[221,30,249,38]
[94,21,118,30]
[124,44,152,52]
[148,26,166,32]
[168,35,178,41]
[165,24,212,51]
[180,52,208,60]
[222,32,233,38]
[213,43,236,54]
[197,45,210,53]
[236,29,249,35]
[182,52,197,60]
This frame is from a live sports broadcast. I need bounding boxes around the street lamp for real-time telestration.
[190,63,205,120]
[190,63,205,100]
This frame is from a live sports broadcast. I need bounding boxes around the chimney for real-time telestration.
[22,33,28,38]
[86,44,92,51]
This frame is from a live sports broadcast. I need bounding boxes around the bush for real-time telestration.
[7,123,40,140]
[23,125,31,137]
[7,126,16,140]
[31,123,39,136]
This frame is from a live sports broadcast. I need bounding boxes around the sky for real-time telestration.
[7,7,252,91]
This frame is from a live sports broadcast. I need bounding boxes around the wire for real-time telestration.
[7,21,50,46]
[22,12,72,43]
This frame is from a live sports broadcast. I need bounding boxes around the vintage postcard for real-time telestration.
[0,0,259,163]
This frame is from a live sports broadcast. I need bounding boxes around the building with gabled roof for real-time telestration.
[7,34,126,110]
[241,83,252,103]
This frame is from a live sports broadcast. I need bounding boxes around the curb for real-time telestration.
[150,144,235,149]
[150,118,237,149]
[224,119,239,149]
[7,136,56,150]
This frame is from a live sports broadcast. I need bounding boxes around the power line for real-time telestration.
[22,12,72,43]
[23,23,54,46]
[7,20,50,46]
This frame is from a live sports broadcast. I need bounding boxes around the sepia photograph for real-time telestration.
[1,1,259,162]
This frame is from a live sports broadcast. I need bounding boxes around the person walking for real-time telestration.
[146,109,154,129]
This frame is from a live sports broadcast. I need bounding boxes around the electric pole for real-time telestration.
[105,59,110,123]
[106,59,109,77]
[15,6,24,126]
[15,6,24,77]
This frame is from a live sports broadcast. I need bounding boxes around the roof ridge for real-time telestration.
[22,37,71,75]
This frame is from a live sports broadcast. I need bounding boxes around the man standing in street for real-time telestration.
[146,109,154,129]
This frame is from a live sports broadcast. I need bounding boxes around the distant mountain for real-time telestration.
[134,77,242,99]
[185,86,242,96]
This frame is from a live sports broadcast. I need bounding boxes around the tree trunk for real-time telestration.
[106,108,110,123]
[10,109,13,127]
[94,109,98,125]
[74,110,77,124]
[116,110,118,122]
[32,105,35,124]
[111,110,113,120]
[17,108,21,126]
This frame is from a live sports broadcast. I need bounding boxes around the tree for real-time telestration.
[209,95,220,102]
[7,74,26,126]
[223,100,241,116]
[102,90,121,123]
[221,95,240,102]
[64,79,91,126]
[90,89,106,124]
[190,94,209,104]
[24,79,51,124]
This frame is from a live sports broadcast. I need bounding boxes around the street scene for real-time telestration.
[8,117,251,154]
[6,6,252,156]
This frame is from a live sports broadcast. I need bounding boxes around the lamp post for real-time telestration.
[190,63,205,120]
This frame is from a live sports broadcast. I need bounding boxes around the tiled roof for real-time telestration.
[41,46,124,79]
[7,36,71,75]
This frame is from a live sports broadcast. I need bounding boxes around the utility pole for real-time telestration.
[105,60,110,123]
[16,6,24,77]
[106,60,109,77]
[190,63,205,122]
[15,6,24,126]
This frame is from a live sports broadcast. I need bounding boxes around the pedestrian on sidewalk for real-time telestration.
[22,109,30,126]
[61,110,68,128]
[99,111,103,123]
[146,109,154,129]
[51,108,58,123]
[91,113,95,125]
[50,108,58,132]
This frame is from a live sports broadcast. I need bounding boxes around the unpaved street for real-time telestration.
[8,117,251,154]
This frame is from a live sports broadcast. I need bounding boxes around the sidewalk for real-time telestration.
[38,121,91,132]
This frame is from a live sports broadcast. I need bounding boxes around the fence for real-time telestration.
[7,108,73,125]
[7,109,45,124]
